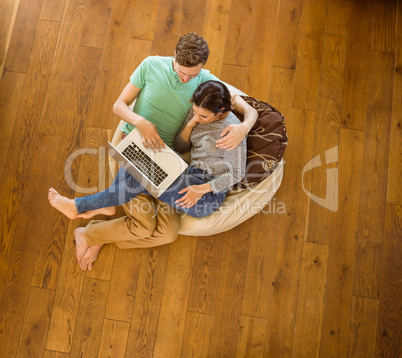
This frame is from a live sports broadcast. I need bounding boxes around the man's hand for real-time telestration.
[136,117,166,151]
[175,184,210,208]
[216,123,248,150]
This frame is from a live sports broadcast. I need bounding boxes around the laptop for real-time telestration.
[108,127,188,198]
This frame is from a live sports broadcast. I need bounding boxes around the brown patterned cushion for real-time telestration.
[233,96,288,189]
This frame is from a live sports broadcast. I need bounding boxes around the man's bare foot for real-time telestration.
[74,227,89,268]
[80,244,103,271]
[74,227,103,271]
[76,206,116,219]
[48,188,78,219]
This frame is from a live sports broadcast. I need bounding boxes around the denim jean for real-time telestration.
[75,166,229,218]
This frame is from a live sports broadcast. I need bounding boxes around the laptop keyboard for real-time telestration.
[122,142,168,187]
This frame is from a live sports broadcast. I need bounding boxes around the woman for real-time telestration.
[49,80,246,219]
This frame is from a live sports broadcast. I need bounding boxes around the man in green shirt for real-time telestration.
[72,33,257,271]
[120,55,218,150]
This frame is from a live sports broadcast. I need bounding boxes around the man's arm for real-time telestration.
[113,82,165,151]
[215,93,257,150]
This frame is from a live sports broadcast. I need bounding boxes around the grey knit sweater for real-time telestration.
[173,109,246,193]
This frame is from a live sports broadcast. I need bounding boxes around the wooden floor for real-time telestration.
[0,0,401,357]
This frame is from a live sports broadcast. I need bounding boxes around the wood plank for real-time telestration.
[4,0,43,73]
[0,0,20,75]
[387,34,402,205]
[348,297,379,357]
[236,316,267,358]
[180,0,207,35]
[180,312,214,358]
[150,0,184,57]
[0,134,61,357]
[353,51,394,298]
[341,0,373,131]
[264,108,315,357]
[268,67,295,118]
[86,0,137,129]
[38,42,102,213]
[241,213,280,319]
[325,0,352,36]
[30,48,103,289]
[16,287,55,357]
[0,20,60,256]
[131,0,159,40]
[70,278,109,357]
[37,0,91,136]
[207,225,251,357]
[305,33,347,245]
[104,248,142,321]
[220,64,246,92]
[0,71,25,184]
[98,319,130,358]
[0,255,9,304]
[125,245,170,357]
[319,128,365,358]
[292,242,329,358]
[244,0,280,101]
[43,351,70,358]
[372,0,397,53]
[223,0,255,67]
[272,0,303,70]
[202,0,232,77]
[375,204,402,357]
[153,236,197,357]
[80,0,111,49]
[187,236,224,315]
[44,220,87,353]
[292,0,325,111]
[40,0,67,21]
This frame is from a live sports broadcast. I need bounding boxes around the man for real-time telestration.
[72,33,257,270]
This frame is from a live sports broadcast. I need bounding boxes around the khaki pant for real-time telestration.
[84,194,180,249]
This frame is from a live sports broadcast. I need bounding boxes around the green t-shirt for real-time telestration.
[121,56,218,149]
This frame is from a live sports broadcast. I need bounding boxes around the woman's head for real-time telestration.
[192,81,231,122]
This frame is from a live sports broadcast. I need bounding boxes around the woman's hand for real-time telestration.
[175,184,211,208]
[135,117,166,151]
[188,115,200,129]
[179,115,200,143]
[216,122,248,150]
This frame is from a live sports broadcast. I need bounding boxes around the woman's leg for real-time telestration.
[158,167,229,218]
[49,167,147,219]
[75,167,146,213]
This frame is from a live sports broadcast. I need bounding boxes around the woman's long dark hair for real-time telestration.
[192,80,231,114]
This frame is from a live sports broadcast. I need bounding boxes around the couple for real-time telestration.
[49,33,257,271]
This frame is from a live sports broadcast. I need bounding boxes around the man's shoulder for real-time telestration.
[199,68,218,81]
[144,55,171,65]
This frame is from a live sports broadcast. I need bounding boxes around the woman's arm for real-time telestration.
[216,93,257,150]
[178,115,199,143]
[113,82,165,151]
[173,109,197,154]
